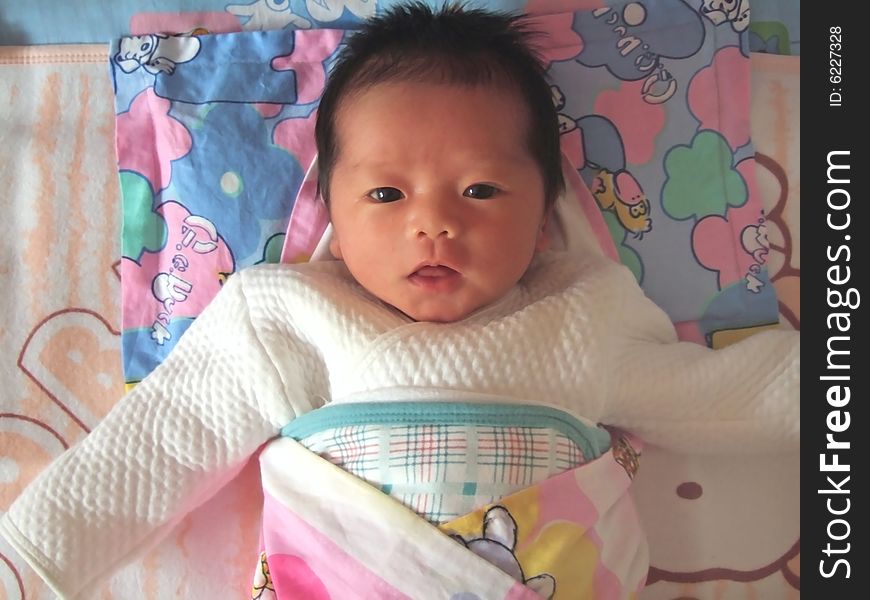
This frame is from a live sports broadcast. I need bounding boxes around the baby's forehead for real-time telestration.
[343,74,527,105]
[333,81,534,159]
[335,79,533,133]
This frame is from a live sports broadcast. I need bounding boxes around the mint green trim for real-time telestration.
[281,402,611,460]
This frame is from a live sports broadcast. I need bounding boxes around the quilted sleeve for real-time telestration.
[596,265,800,454]
[0,271,307,599]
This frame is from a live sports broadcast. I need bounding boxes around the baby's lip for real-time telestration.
[409,261,460,278]
[413,265,458,277]
[408,262,462,293]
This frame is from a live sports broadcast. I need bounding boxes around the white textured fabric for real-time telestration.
[0,250,799,599]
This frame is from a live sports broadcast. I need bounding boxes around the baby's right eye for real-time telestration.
[367,187,404,203]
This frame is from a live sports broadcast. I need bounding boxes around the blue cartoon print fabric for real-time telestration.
[105,0,781,384]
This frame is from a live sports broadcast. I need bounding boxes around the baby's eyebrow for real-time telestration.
[343,158,394,171]
[469,154,535,169]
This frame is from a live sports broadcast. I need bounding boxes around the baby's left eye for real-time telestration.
[463,184,499,199]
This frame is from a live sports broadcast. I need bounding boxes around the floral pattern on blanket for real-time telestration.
[112,27,342,383]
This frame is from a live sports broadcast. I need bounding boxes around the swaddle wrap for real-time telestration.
[254,404,645,599]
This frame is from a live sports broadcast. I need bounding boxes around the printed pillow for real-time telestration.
[113,0,778,386]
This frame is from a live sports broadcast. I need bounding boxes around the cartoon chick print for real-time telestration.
[591,168,652,238]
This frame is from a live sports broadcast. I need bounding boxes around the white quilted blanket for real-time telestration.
[0,245,798,598]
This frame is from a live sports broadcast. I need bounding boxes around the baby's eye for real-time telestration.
[367,187,404,203]
[463,184,499,199]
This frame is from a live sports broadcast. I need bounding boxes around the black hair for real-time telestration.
[314,1,564,211]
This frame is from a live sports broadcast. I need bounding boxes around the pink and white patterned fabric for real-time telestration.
[253,433,645,600]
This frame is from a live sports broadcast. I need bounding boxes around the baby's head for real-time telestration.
[315,2,564,323]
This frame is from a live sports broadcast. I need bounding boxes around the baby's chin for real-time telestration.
[391,297,485,324]
[397,305,473,324]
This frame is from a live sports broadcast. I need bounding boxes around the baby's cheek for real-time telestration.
[472,264,522,304]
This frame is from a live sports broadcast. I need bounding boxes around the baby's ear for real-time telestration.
[535,211,552,253]
[328,231,343,260]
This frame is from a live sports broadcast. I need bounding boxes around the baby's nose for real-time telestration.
[414,223,453,240]
[409,196,462,240]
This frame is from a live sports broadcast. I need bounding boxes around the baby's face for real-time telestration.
[328,81,549,322]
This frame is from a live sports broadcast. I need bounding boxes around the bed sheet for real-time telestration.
[0,47,264,600]
[638,52,802,594]
[0,41,799,600]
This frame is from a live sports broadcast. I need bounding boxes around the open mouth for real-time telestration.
[412,265,457,277]
[408,264,461,292]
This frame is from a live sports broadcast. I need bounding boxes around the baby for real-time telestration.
[1,3,799,599]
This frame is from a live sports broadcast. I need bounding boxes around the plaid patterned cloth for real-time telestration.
[301,424,585,523]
